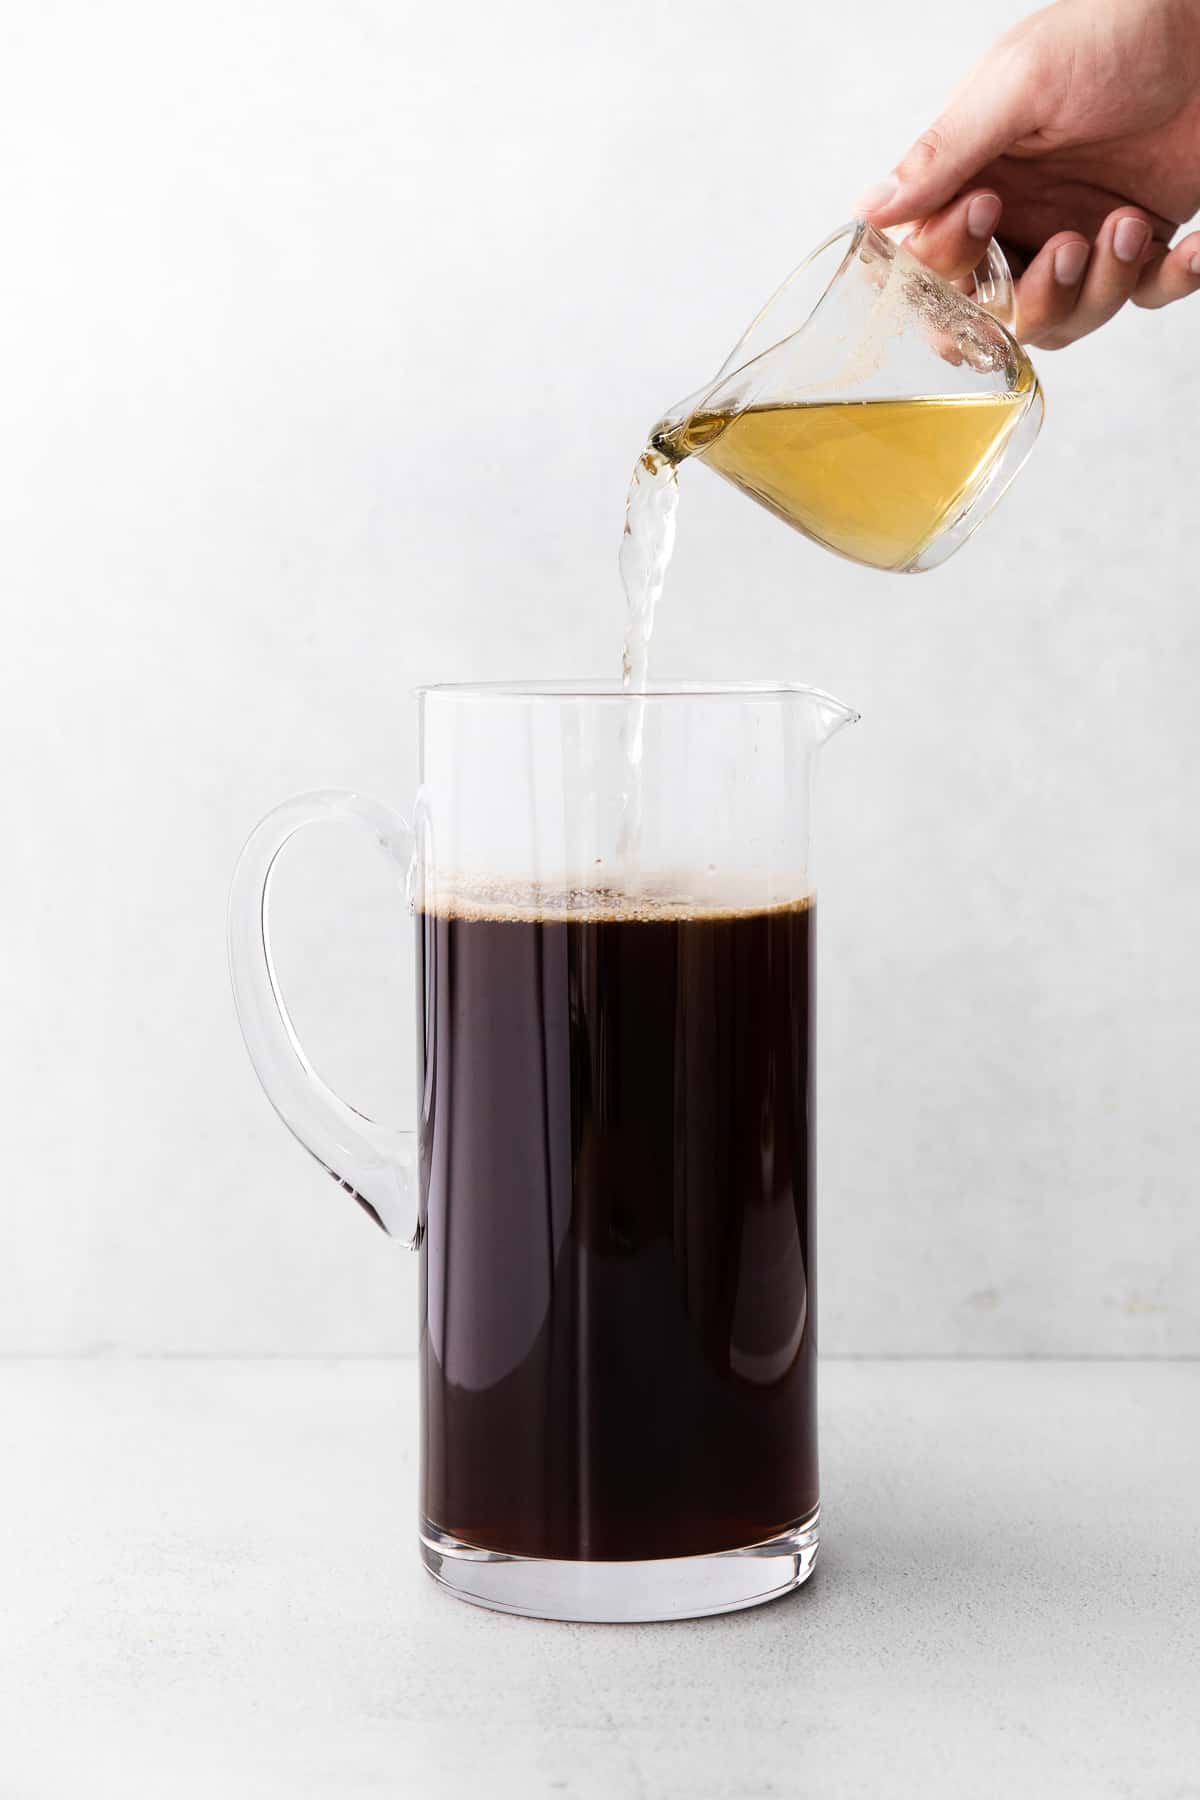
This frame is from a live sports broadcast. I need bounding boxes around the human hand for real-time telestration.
[854,0,1200,347]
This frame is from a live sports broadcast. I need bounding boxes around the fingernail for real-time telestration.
[966,193,1002,240]
[854,176,900,215]
[1189,252,1200,277]
[1054,241,1089,286]
[1113,217,1150,263]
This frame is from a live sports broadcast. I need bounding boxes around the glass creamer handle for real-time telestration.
[970,236,1017,330]
[228,790,419,1245]
[884,223,1017,328]
[874,222,1014,325]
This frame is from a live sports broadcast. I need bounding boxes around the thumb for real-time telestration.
[855,48,1040,224]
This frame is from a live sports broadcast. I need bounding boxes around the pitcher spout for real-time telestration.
[794,684,860,747]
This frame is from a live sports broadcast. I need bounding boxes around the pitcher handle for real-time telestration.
[228,790,419,1245]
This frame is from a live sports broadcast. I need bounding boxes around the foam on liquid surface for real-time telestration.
[419,877,814,925]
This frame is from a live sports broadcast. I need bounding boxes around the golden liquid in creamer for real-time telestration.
[659,392,1031,571]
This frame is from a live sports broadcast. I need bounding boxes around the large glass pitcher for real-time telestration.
[653,220,1044,574]
[228,680,857,1622]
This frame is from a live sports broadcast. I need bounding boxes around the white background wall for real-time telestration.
[3,0,1197,1358]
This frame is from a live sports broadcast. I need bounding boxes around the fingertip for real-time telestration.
[852,175,900,217]
[1113,217,1152,264]
[965,191,1002,241]
[1133,231,1200,308]
[1168,228,1200,268]
[1052,237,1089,288]
[1097,206,1156,266]
[854,133,959,224]
[1011,236,1089,348]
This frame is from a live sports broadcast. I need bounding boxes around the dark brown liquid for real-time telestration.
[417,891,817,1562]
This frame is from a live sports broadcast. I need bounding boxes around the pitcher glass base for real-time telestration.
[418,1507,820,1623]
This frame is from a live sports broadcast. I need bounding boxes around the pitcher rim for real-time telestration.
[416,679,859,712]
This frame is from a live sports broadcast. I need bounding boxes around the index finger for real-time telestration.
[854,40,1039,225]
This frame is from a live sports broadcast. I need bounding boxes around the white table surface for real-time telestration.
[3,1358,1197,1799]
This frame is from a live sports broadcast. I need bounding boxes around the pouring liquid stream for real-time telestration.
[617,444,679,860]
